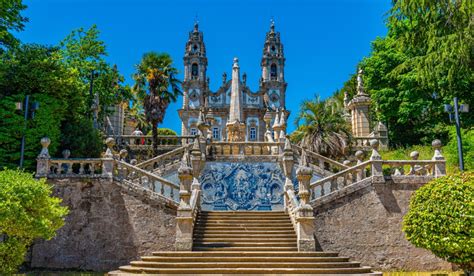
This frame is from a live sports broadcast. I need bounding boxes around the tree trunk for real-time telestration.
[152,121,158,156]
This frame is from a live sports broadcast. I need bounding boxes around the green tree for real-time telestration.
[0,0,28,49]
[403,172,474,270]
[0,169,68,273]
[0,44,81,169]
[360,0,473,146]
[291,97,352,159]
[133,52,181,155]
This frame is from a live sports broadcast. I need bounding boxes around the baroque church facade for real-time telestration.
[178,21,288,142]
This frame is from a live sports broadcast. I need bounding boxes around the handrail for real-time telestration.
[136,144,191,170]
[46,158,104,177]
[284,188,300,231]
[114,160,179,203]
[292,145,348,172]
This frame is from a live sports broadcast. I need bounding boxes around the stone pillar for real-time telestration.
[175,152,194,251]
[280,137,294,212]
[355,150,365,181]
[432,139,446,177]
[295,151,316,252]
[102,137,115,179]
[190,139,205,190]
[370,139,384,184]
[272,111,281,141]
[36,137,51,178]
[347,68,371,137]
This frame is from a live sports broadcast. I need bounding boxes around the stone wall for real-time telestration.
[30,178,177,272]
[313,178,452,271]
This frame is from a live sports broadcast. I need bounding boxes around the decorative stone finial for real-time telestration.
[284,136,292,152]
[343,160,351,166]
[38,137,51,159]
[62,149,70,159]
[270,18,275,33]
[297,149,313,176]
[104,137,115,158]
[369,139,382,160]
[410,151,419,160]
[178,149,193,176]
[273,110,281,129]
[222,72,227,84]
[357,68,365,95]
[119,149,128,161]
[432,139,444,160]
[233,57,239,68]
[355,150,365,163]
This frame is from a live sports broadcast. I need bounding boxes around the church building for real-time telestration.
[178,21,288,142]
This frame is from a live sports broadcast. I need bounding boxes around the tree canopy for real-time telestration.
[0,0,27,49]
[0,169,68,273]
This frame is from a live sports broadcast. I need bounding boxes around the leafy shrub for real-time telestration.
[0,169,69,273]
[403,172,474,269]
[445,126,473,172]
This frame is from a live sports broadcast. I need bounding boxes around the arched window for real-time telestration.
[191,63,199,79]
[270,64,277,80]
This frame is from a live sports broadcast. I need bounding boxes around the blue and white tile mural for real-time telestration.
[162,162,321,211]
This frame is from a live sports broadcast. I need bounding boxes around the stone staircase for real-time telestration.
[110,211,380,275]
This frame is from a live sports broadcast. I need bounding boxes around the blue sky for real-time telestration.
[18,0,391,133]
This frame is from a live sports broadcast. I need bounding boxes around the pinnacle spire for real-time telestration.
[228,57,243,123]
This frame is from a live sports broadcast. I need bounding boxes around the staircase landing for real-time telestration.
[109,211,381,275]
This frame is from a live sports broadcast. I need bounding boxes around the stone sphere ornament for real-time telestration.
[410,151,419,160]
[40,137,51,149]
[62,149,71,159]
[105,137,116,148]
[432,139,442,149]
[369,139,379,149]
[355,150,365,161]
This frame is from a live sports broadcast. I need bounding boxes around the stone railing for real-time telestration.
[353,136,388,150]
[43,158,104,178]
[136,145,192,172]
[309,139,446,203]
[279,138,316,252]
[116,135,196,149]
[292,145,348,174]
[210,141,283,156]
[114,160,180,203]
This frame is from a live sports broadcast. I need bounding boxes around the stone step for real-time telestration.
[130,261,362,269]
[200,211,286,215]
[194,237,297,242]
[151,251,340,257]
[117,265,375,274]
[194,225,294,230]
[193,230,296,235]
[192,247,298,251]
[198,215,290,220]
[194,232,296,239]
[196,222,293,227]
[196,218,291,224]
[141,256,349,263]
[193,243,298,248]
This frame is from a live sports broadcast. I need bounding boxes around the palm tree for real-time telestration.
[132,52,181,155]
[291,96,351,160]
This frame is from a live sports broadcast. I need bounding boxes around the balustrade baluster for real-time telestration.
[79,163,84,174]
[160,182,165,195]
[320,184,325,197]
[67,162,73,174]
[170,184,174,198]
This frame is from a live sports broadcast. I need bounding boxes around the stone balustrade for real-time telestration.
[309,139,446,203]
[114,160,180,203]
[353,136,388,150]
[210,141,283,156]
[292,145,348,173]
[46,158,104,178]
[116,135,196,149]
[136,145,192,172]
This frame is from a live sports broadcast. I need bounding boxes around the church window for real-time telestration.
[190,128,198,136]
[191,63,199,79]
[270,64,277,80]
[192,44,198,53]
[249,127,257,141]
[212,127,220,140]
